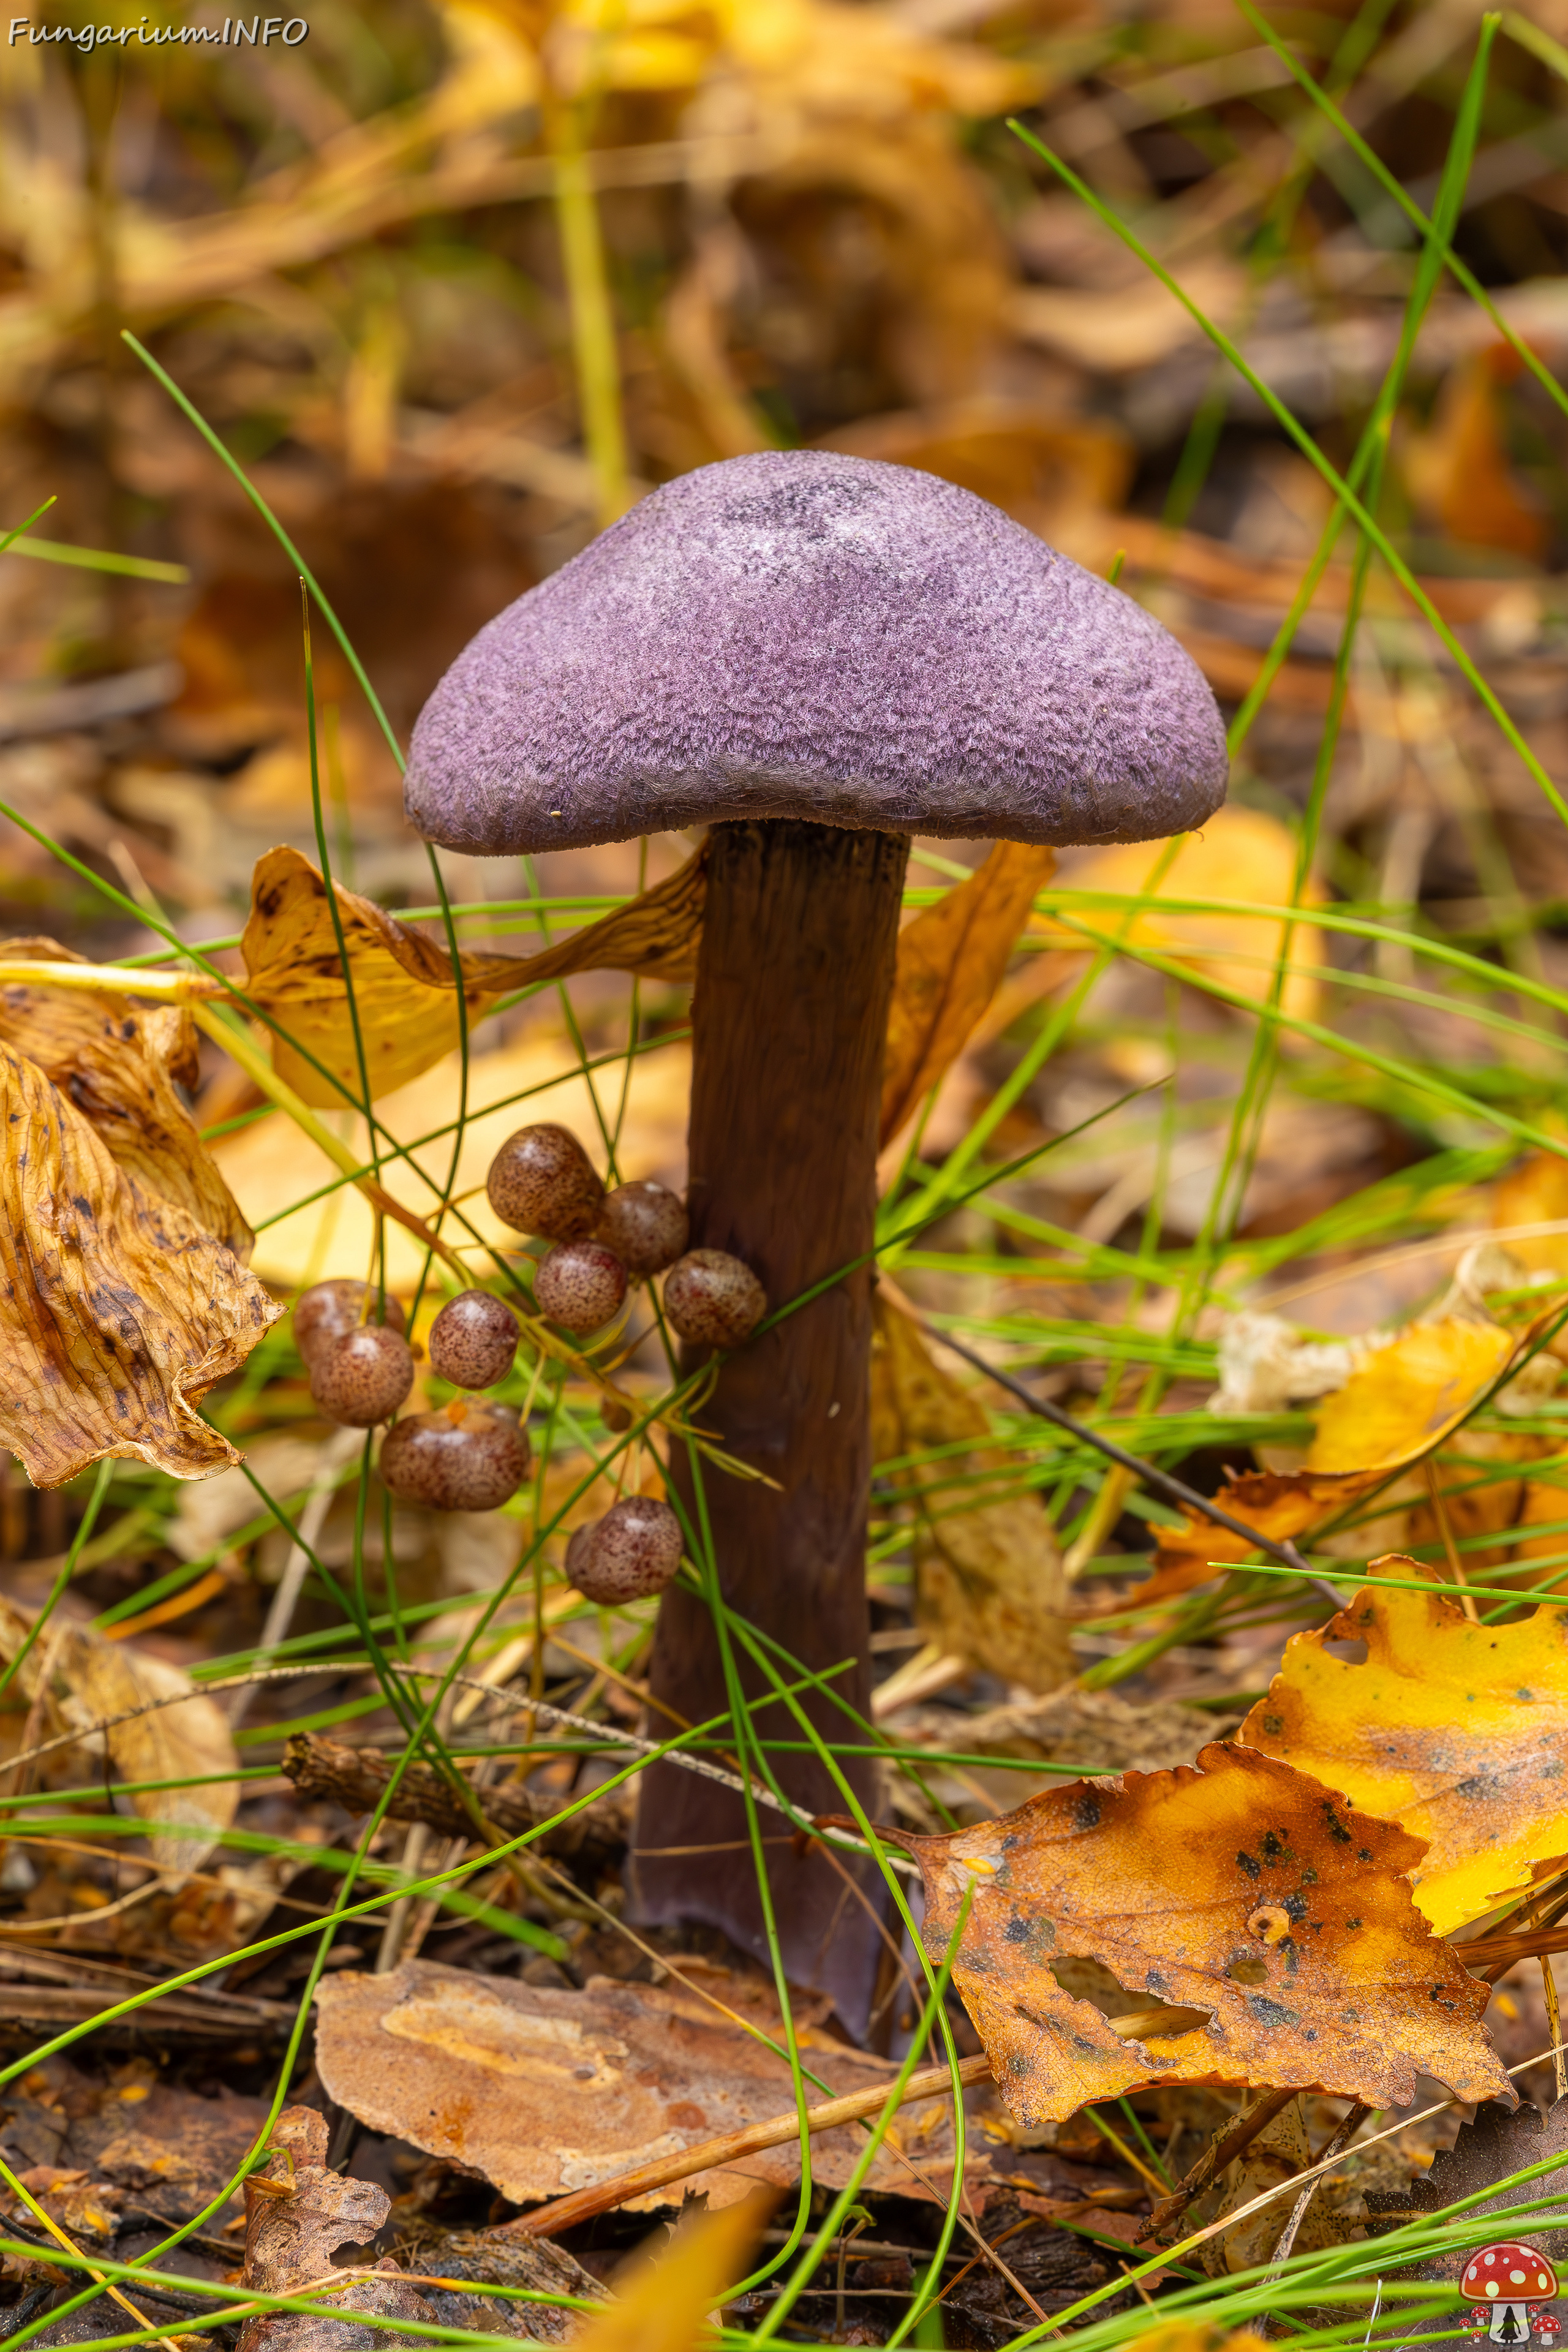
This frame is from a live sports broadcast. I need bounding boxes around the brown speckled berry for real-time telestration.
[595,1180,689,1277]
[486,1123,603,1240]
[568,1494,684,1604]
[428,1289,520,1390]
[310,1325,415,1427]
[662,1249,767,1348]
[379,1403,529,1513]
[295,1279,405,1365]
[533,1239,628,1335]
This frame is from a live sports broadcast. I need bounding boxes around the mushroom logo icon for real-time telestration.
[1461,2245,1559,2342]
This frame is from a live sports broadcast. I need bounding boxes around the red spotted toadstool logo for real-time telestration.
[1462,2244,1559,2342]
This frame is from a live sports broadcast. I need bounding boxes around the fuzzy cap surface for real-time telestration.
[404,451,1228,852]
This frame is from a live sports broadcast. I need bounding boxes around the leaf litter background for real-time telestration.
[9,1,1568,2346]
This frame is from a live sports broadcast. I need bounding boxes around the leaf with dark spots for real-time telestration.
[0,1042,280,1486]
[878,1743,1509,2124]
[0,936,252,1258]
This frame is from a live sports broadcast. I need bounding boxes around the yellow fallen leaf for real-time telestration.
[1042,804,1324,1020]
[871,1294,1072,1694]
[880,843,1055,1147]
[242,844,706,1107]
[1129,1311,1545,1607]
[0,1595,238,1870]
[1491,1144,1568,1272]
[573,2188,773,2352]
[0,1042,280,1487]
[1239,1572,1568,1935]
[886,1742,1507,2124]
[0,937,251,1259]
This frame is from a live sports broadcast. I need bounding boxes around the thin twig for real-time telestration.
[1138,2084,1300,2241]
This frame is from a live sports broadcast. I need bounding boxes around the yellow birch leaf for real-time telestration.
[0,936,252,1260]
[0,1042,281,1487]
[1125,1312,1541,1608]
[880,843,1055,1147]
[1239,1574,1568,1935]
[871,1293,1072,1693]
[884,1741,1507,2125]
[242,844,706,1107]
[1043,805,1324,1019]
[573,2189,773,2352]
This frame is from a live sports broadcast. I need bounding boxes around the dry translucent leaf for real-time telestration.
[573,2192,771,2352]
[880,844,1056,1147]
[1042,806,1325,1021]
[871,1294,1072,1694]
[1199,2094,1350,2275]
[1239,1574,1568,1936]
[0,1594,238,1870]
[886,1742,1508,2125]
[0,1043,281,1487]
[241,845,705,1107]
[0,938,251,1259]
[1133,1312,1540,1606]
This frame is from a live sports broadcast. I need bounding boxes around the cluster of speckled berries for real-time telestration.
[292,1123,763,1547]
[295,1276,529,1514]
[484,1122,767,1349]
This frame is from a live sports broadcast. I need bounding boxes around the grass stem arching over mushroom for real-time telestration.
[403,451,1227,2026]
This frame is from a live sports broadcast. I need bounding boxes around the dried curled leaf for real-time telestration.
[0,937,251,1259]
[0,1042,280,1486]
[242,844,706,1107]
[239,2105,435,2352]
[0,1593,238,1869]
[1133,1312,1541,1607]
[1239,1573,1568,1934]
[880,843,1055,1146]
[886,1741,1508,2124]
[871,1293,1072,1694]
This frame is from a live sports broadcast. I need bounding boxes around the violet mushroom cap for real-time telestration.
[404,450,1227,853]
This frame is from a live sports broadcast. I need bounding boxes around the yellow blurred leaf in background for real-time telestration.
[1305,1317,1516,1472]
[573,2188,773,2352]
[884,1743,1506,2124]
[242,845,704,1107]
[1240,1575,1568,1934]
[1044,805,1324,1020]
[880,843,1055,1147]
[0,1044,280,1488]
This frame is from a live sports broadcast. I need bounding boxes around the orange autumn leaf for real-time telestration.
[1131,1313,1543,1607]
[242,844,706,1108]
[1239,1572,1568,1934]
[0,1042,280,1487]
[880,842,1056,1146]
[883,1743,1507,2125]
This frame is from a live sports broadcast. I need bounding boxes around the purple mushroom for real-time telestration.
[404,450,1226,2030]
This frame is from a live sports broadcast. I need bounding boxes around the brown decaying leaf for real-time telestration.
[879,843,1056,1146]
[884,1742,1509,2125]
[0,1594,238,1869]
[1238,1572,1568,1936]
[241,844,706,1107]
[238,2105,437,2352]
[0,939,252,1261]
[870,1294,1072,1695]
[0,1041,281,1487]
[312,1958,1120,2215]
